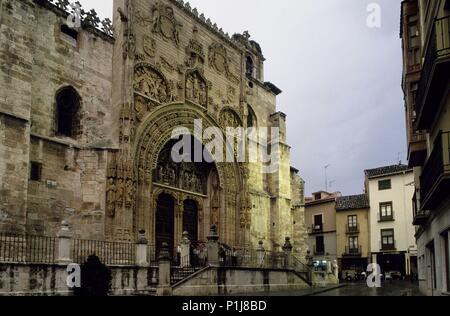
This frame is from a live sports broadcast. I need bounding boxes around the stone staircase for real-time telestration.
[170,266,206,285]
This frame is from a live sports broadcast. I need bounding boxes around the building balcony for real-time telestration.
[346,224,359,234]
[380,241,396,252]
[412,192,431,226]
[408,132,428,168]
[314,245,325,256]
[343,246,362,257]
[311,224,323,234]
[420,131,450,210]
[415,16,450,130]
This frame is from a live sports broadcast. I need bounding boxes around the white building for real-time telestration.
[365,165,417,278]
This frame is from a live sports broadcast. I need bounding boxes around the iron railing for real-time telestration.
[292,255,312,285]
[346,224,359,234]
[0,233,56,264]
[170,251,208,285]
[415,16,450,124]
[72,239,136,266]
[311,224,323,233]
[147,244,157,266]
[218,246,291,270]
[344,246,362,256]
[313,245,325,256]
[380,240,397,251]
[420,131,450,207]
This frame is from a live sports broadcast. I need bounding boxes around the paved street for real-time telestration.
[234,281,422,296]
[314,281,422,296]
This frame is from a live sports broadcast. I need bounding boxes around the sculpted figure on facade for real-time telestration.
[116,179,124,206]
[134,64,172,104]
[125,180,135,208]
[107,178,116,218]
[185,70,207,108]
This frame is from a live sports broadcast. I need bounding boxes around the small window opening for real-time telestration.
[61,24,79,41]
[30,162,42,182]
[56,87,81,139]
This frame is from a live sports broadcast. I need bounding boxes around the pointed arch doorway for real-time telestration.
[183,199,199,242]
[155,193,175,259]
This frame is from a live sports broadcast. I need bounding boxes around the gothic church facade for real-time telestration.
[0,0,307,256]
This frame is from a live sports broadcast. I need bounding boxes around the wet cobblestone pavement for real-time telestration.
[314,281,422,296]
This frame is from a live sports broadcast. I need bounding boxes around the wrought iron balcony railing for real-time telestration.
[415,15,450,129]
[344,246,362,257]
[346,224,359,234]
[313,245,325,256]
[420,131,450,210]
[311,224,323,233]
[380,240,396,251]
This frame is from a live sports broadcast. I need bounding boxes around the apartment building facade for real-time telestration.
[335,195,370,278]
[365,165,417,278]
[400,0,450,296]
[305,191,341,271]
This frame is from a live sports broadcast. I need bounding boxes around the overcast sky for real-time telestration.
[79,0,407,196]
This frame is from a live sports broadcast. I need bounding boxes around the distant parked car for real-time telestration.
[385,271,402,281]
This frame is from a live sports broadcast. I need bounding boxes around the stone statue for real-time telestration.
[107,178,116,217]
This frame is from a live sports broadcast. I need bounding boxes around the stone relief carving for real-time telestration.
[160,56,177,73]
[219,108,242,129]
[106,152,136,218]
[185,26,205,69]
[134,64,174,104]
[135,11,152,28]
[185,70,208,108]
[143,35,156,58]
[152,2,182,46]
[208,42,240,85]
[227,86,236,103]
[155,143,208,195]
[123,32,136,60]
[208,43,229,74]
[107,178,116,218]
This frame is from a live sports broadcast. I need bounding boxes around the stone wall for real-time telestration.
[0,0,114,238]
[0,115,29,233]
[0,263,157,296]
[172,266,310,296]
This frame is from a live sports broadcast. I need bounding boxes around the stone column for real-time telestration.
[180,231,191,268]
[136,229,149,267]
[156,242,172,296]
[207,225,219,267]
[257,241,266,268]
[282,237,293,269]
[57,221,73,264]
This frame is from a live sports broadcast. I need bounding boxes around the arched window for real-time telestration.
[246,55,254,78]
[55,86,81,138]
